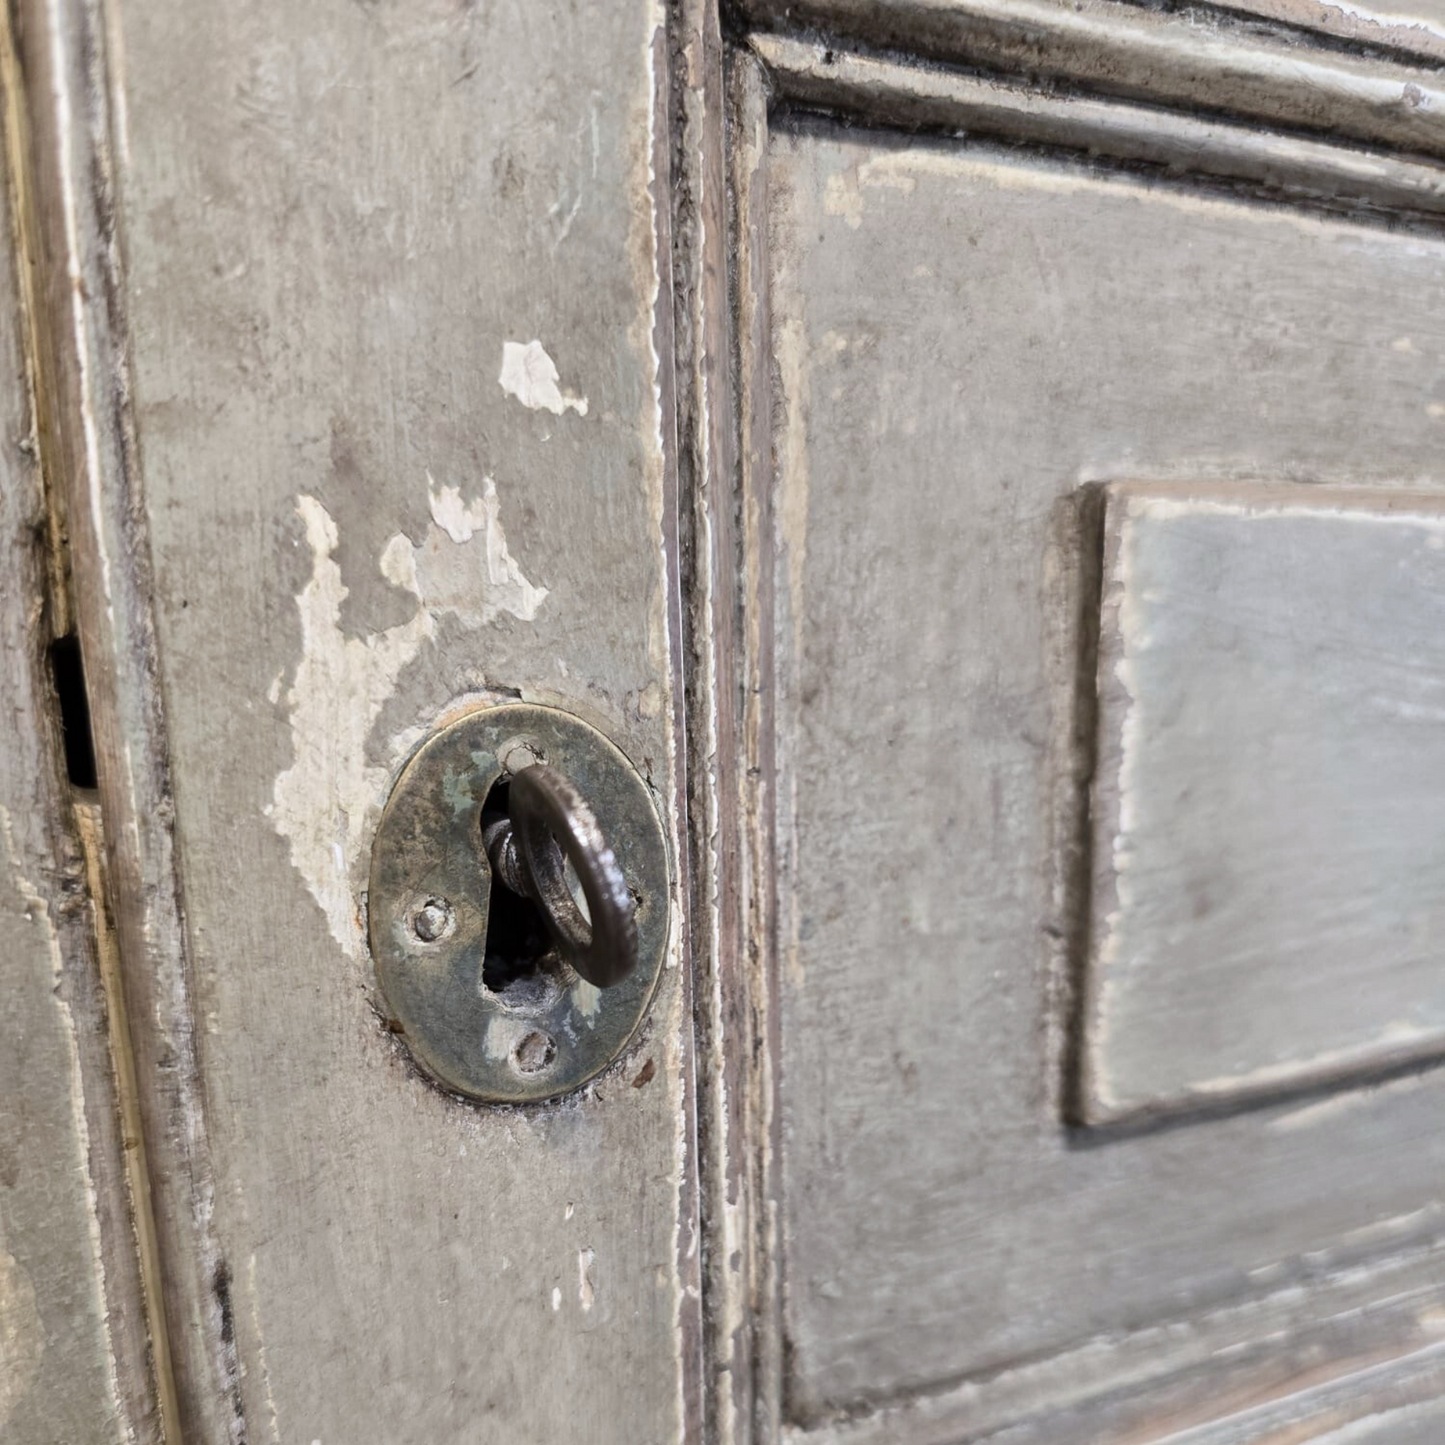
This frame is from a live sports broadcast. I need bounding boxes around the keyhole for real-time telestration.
[479,779,572,1012]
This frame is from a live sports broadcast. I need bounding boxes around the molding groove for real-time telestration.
[753,31,1445,220]
[738,0,1445,163]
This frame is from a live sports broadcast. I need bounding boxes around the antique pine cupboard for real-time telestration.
[5,0,1445,1441]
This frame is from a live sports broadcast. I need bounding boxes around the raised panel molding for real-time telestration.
[1081,483,1445,1125]
[740,0,1445,163]
[680,12,1445,1441]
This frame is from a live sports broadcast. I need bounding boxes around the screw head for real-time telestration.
[410,897,454,944]
[499,738,542,775]
[512,1030,557,1076]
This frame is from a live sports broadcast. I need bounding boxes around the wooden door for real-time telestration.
[3,0,697,1441]
[7,1,1445,1443]
[685,4,1445,1443]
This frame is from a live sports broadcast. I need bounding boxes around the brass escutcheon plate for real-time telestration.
[368,703,670,1103]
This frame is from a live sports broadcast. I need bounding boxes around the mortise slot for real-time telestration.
[49,633,97,789]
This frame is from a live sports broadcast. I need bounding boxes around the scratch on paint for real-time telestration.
[267,475,547,951]
[498,339,589,416]
[242,1252,281,1444]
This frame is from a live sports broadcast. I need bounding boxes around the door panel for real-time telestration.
[729,95,1445,1434]
[13,0,1445,1440]
[13,0,697,1440]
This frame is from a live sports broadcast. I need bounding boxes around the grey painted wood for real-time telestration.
[744,115,1445,1433]
[0,65,160,1442]
[789,1290,1445,1444]
[751,34,1445,221]
[670,9,778,1443]
[1209,0,1445,66]
[16,0,700,1441]
[1083,483,1445,1124]
[740,0,1445,161]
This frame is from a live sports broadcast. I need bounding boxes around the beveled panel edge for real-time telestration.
[740,0,1445,166]
[1076,482,1445,1132]
[750,31,1445,223]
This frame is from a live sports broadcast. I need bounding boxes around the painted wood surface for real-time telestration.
[12,0,699,1441]
[11,0,1445,1440]
[748,112,1445,1434]
[1083,483,1445,1124]
[0,59,159,1440]
[740,0,1445,160]
[1210,0,1445,66]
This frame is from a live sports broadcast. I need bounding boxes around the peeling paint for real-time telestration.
[571,978,602,1024]
[578,1247,596,1312]
[267,474,548,951]
[498,339,589,416]
[410,475,550,624]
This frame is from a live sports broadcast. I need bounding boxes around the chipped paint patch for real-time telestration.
[246,1252,282,1445]
[411,475,550,623]
[571,978,602,1024]
[577,1247,596,1311]
[498,339,589,416]
[268,476,548,951]
[823,155,923,229]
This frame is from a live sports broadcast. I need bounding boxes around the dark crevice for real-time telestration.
[48,633,98,789]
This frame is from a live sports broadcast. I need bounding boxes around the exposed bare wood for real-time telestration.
[731,47,790,1445]
[10,0,240,1432]
[668,0,763,1440]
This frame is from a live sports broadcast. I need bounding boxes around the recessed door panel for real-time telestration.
[759,124,1445,1420]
